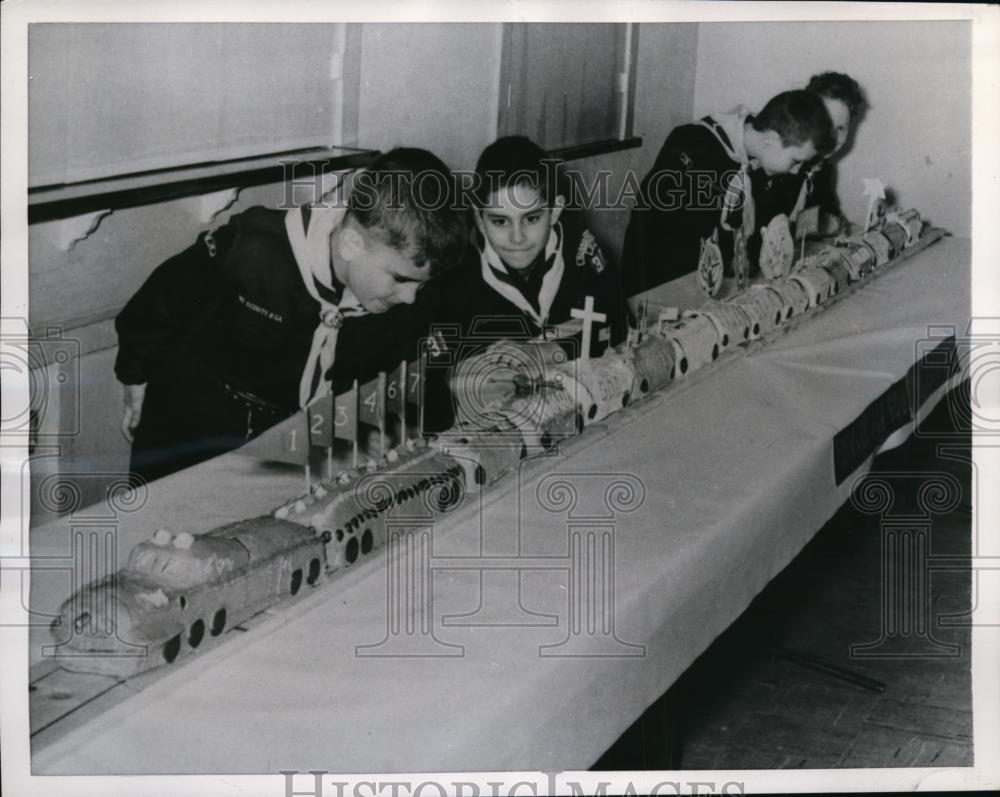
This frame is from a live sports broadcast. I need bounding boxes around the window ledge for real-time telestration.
[548,136,643,163]
[28,146,379,224]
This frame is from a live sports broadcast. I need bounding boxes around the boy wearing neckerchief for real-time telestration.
[115,148,468,484]
[441,136,629,354]
[755,72,867,241]
[621,90,837,296]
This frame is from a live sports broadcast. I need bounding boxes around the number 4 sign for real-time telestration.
[359,372,387,455]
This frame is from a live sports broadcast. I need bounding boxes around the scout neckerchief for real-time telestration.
[696,107,756,289]
[479,221,564,330]
[789,162,821,223]
[285,179,369,408]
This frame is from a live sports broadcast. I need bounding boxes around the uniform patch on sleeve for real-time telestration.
[679,151,694,170]
[576,229,606,274]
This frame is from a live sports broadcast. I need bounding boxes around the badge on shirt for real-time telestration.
[697,229,724,298]
[576,229,606,274]
[758,213,795,280]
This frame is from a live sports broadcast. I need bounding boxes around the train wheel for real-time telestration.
[307,558,321,586]
[163,634,181,663]
[345,537,359,565]
[211,608,226,636]
[188,619,205,649]
[290,568,303,596]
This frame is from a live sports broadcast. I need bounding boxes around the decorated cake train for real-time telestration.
[47,203,947,679]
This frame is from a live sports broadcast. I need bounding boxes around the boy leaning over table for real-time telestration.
[115,148,468,485]
[757,72,867,240]
[621,89,837,295]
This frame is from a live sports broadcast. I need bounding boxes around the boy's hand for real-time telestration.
[120,383,147,443]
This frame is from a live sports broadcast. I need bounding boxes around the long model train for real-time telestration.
[49,209,937,677]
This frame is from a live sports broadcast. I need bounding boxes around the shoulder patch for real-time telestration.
[575,229,606,274]
[679,151,694,170]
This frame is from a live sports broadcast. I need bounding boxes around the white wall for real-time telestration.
[355,21,701,263]
[575,23,700,262]
[693,21,972,236]
[357,23,504,172]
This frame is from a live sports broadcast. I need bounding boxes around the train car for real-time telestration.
[50,518,328,677]
[548,354,635,425]
[841,239,877,278]
[790,264,837,308]
[661,312,723,375]
[881,221,908,257]
[698,301,753,348]
[277,440,464,571]
[627,334,677,401]
[827,243,863,281]
[491,381,583,454]
[768,279,811,321]
[731,286,786,339]
[434,431,526,492]
[861,230,892,266]
[820,251,854,292]
[890,208,923,246]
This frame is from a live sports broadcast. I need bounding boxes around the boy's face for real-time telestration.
[757,133,818,177]
[475,182,564,272]
[335,228,430,313]
[822,97,852,155]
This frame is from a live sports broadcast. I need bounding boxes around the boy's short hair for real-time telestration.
[473,136,564,208]
[348,147,467,277]
[806,71,866,120]
[752,90,837,157]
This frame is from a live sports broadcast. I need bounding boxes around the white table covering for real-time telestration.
[28,237,970,774]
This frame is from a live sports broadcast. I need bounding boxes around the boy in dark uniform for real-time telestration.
[757,72,866,238]
[621,90,836,295]
[115,148,468,484]
[442,135,629,350]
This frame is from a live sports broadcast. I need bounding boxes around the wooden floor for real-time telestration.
[596,395,973,770]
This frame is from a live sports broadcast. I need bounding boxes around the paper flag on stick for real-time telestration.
[412,354,426,436]
[385,361,408,446]
[237,410,311,465]
[306,393,335,448]
[358,373,385,432]
[862,178,886,232]
[333,381,359,443]
[405,359,423,408]
[385,362,407,420]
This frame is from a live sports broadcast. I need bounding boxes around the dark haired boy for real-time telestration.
[116,147,468,483]
[760,72,867,237]
[621,90,836,294]
[442,135,629,350]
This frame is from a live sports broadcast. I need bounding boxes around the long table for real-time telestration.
[26,236,970,774]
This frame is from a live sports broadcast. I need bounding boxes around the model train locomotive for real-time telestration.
[50,208,938,678]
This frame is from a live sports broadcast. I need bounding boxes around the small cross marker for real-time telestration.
[570,296,607,362]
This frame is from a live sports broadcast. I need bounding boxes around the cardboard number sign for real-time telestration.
[759,213,794,280]
[697,230,724,297]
